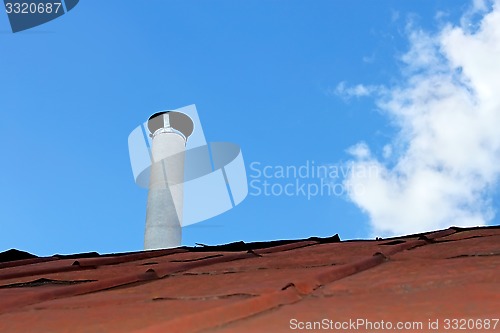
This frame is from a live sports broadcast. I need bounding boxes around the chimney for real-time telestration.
[144,111,194,250]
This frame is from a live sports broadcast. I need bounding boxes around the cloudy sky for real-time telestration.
[1,0,499,255]
[342,0,500,237]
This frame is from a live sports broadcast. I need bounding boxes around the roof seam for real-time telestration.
[169,263,340,276]
[0,252,261,314]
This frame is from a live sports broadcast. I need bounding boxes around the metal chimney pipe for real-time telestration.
[144,111,194,250]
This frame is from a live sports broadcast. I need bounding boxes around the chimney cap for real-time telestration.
[147,111,194,139]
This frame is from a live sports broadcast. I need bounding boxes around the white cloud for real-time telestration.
[346,142,371,159]
[334,81,381,99]
[343,0,500,237]
[473,0,490,11]
[382,145,392,159]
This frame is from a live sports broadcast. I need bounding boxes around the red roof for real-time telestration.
[0,226,499,333]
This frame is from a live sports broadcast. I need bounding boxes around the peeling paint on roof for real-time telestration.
[0,227,499,333]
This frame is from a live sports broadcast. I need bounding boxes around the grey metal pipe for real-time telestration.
[144,111,193,250]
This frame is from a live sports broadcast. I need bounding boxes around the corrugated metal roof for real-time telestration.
[0,226,498,333]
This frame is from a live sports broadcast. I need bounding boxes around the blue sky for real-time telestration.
[1,0,499,256]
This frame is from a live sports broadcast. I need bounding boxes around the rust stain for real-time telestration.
[0,226,498,333]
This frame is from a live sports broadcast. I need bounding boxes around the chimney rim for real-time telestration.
[147,111,194,139]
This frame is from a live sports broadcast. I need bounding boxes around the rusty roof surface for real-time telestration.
[0,226,499,333]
